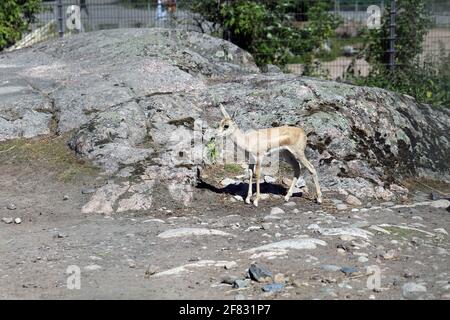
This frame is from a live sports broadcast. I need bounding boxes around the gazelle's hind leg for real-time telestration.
[296,151,323,204]
[253,157,262,207]
[245,164,254,204]
[283,150,301,202]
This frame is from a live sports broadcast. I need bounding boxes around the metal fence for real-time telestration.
[9,0,450,80]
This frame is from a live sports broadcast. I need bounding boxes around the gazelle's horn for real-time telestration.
[219,104,231,119]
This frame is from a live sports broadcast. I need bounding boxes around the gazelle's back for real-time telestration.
[246,126,306,155]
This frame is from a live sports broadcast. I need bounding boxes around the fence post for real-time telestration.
[57,0,64,38]
[388,0,396,71]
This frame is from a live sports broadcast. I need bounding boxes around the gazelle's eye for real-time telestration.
[224,125,229,129]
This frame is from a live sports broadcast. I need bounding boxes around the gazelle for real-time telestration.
[217,104,322,207]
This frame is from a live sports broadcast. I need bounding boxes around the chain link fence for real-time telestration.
[8,0,450,80]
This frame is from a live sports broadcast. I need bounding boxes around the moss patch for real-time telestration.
[381,226,428,239]
[224,163,243,174]
[0,134,99,182]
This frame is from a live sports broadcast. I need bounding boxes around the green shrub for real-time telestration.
[0,0,42,50]
[190,0,341,67]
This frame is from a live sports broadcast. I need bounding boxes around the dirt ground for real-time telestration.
[0,143,449,300]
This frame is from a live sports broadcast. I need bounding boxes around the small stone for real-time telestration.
[283,202,296,207]
[320,265,341,272]
[81,188,96,194]
[233,195,244,202]
[261,223,272,230]
[380,249,396,260]
[221,275,239,285]
[336,203,348,211]
[264,176,277,183]
[63,195,69,201]
[2,217,13,224]
[339,235,355,241]
[292,208,300,214]
[434,228,448,235]
[274,273,286,283]
[346,195,362,206]
[430,199,450,208]
[402,282,427,299]
[340,267,358,276]
[248,263,273,282]
[126,259,136,268]
[264,215,282,221]
[145,265,159,276]
[358,256,369,263]
[84,264,102,271]
[233,279,251,289]
[234,294,246,300]
[7,203,16,210]
[54,232,67,239]
[14,218,21,224]
[221,178,237,187]
[337,248,346,254]
[224,261,236,270]
[262,283,285,293]
[270,207,285,215]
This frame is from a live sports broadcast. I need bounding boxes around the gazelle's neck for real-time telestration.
[230,126,249,152]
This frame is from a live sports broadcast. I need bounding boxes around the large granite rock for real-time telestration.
[1,28,449,212]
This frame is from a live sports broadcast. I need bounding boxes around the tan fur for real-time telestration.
[218,107,322,207]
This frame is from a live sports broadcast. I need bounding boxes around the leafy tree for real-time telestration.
[0,0,42,50]
[363,0,431,72]
[190,0,340,67]
[349,0,449,107]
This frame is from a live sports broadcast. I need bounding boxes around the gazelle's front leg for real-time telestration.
[253,157,262,207]
[245,164,253,204]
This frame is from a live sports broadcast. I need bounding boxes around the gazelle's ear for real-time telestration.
[219,104,231,119]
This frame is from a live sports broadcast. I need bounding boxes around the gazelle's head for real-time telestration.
[217,104,236,137]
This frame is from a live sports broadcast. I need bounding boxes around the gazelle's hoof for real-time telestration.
[284,195,291,202]
[253,200,259,207]
[245,197,251,204]
[316,197,323,204]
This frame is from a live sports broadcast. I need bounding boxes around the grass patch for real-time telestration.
[0,134,99,182]
[381,226,427,239]
[224,163,243,174]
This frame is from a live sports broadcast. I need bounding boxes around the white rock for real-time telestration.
[434,228,448,235]
[270,207,285,215]
[264,176,277,183]
[346,195,362,206]
[336,203,348,211]
[220,178,237,186]
[14,218,21,224]
[157,228,233,238]
[233,195,244,201]
[431,199,450,208]
[402,282,427,299]
[143,218,165,224]
[316,226,373,240]
[2,217,13,224]
[84,265,102,271]
[82,182,130,215]
[264,215,282,221]
[339,235,355,241]
[284,202,296,207]
[358,256,369,263]
[243,238,327,253]
[153,260,235,277]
